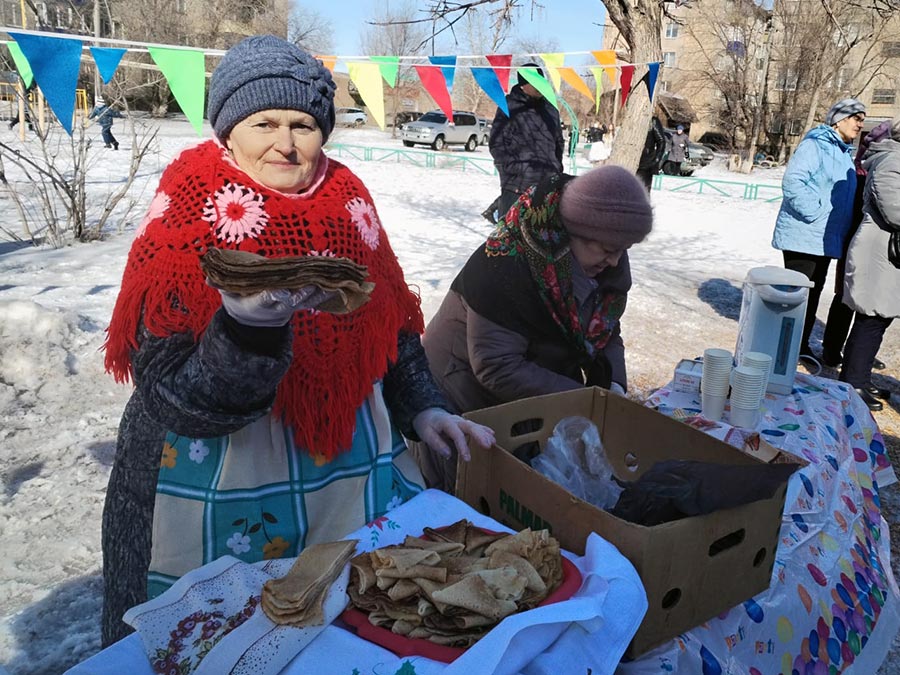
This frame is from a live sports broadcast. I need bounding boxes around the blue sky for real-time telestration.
[306,0,608,62]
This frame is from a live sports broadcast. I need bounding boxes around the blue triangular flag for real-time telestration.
[90,47,126,85]
[428,55,457,95]
[8,31,82,134]
[646,62,660,101]
[471,67,508,117]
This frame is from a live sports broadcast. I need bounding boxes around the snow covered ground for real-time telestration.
[1,119,898,674]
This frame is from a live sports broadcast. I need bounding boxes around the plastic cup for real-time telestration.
[702,392,727,421]
[729,405,759,428]
[741,352,772,392]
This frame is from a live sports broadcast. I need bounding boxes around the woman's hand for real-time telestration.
[218,286,334,327]
[412,407,495,462]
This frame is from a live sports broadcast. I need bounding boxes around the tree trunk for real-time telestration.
[605,3,662,171]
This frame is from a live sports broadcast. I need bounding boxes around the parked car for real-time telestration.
[335,107,367,127]
[698,131,731,152]
[662,129,714,176]
[477,117,491,145]
[401,110,481,151]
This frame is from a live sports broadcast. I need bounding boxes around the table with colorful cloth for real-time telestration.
[66,489,648,675]
[618,371,900,675]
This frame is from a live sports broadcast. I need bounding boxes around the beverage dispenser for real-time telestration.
[734,266,813,395]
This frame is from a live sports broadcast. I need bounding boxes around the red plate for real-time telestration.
[339,526,582,663]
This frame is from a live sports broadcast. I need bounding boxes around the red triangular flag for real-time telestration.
[415,64,454,119]
[620,65,635,107]
[486,54,513,92]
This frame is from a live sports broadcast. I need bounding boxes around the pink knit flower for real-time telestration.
[346,197,380,250]
[202,184,269,244]
[135,190,170,238]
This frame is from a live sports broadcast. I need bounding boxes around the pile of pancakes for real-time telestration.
[200,248,374,314]
[261,539,359,627]
[347,519,563,647]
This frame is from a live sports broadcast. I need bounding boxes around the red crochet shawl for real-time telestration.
[104,140,423,460]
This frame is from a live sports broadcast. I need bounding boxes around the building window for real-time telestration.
[174,0,186,12]
[832,67,850,90]
[756,57,765,70]
[882,42,900,58]
[665,22,679,38]
[663,51,676,68]
[775,68,798,91]
[872,89,896,105]
[659,80,669,92]
[789,119,804,136]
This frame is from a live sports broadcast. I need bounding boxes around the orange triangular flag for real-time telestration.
[558,67,593,103]
[317,56,337,73]
[591,50,617,86]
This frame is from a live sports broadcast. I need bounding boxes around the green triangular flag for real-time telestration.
[370,56,399,87]
[6,41,33,88]
[148,46,205,136]
[518,67,557,109]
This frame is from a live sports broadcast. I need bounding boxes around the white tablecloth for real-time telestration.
[66,489,647,675]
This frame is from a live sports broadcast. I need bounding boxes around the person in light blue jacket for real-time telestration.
[771,98,865,358]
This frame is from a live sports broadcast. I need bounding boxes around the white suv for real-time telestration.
[335,107,367,127]
[401,110,481,151]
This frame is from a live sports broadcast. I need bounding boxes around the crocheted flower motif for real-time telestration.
[346,197,380,250]
[202,183,269,244]
[135,190,170,238]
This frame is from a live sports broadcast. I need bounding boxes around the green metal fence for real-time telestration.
[325,142,783,201]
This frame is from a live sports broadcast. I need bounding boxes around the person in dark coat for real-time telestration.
[839,117,900,410]
[636,116,667,190]
[820,119,891,370]
[417,166,654,491]
[489,63,564,219]
[666,124,689,174]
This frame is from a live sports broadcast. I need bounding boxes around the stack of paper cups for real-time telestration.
[701,348,733,421]
[729,365,767,428]
[741,351,773,393]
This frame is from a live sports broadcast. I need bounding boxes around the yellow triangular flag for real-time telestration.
[558,67,593,103]
[591,50,618,87]
[590,66,604,114]
[538,52,564,92]
[346,62,385,130]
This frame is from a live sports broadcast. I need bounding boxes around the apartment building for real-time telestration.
[604,0,900,152]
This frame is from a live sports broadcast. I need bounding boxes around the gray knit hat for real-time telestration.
[207,35,336,141]
[825,98,866,126]
[559,165,653,249]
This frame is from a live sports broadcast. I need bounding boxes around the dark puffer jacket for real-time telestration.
[489,85,564,194]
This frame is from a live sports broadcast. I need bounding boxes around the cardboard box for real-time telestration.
[673,358,703,393]
[459,387,794,657]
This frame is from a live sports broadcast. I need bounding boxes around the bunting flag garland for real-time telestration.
[5,40,33,88]
[591,50,618,86]
[537,52,565,92]
[370,55,399,88]
[471,67,508,116]
[317,56,337,73]
[147,46,206,136]
[646,62,660,101]
[619,64,635,107]
[8,32,81,134]
[486,54,512,92]
[414,65,454,119]
[346,61,385,129]
[89,46,126,84]
[589,67,604,113]
[517,66,557,109]
[428,55,457,96]
[558,66,593,103]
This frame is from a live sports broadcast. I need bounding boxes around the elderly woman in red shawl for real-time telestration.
[100,35,493,647]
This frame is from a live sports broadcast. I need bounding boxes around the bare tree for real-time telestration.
[289,5,335,54]
[361,1,428,137]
